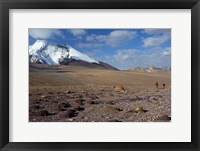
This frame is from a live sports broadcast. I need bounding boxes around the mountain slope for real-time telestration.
[29,40,99,65]
[59,59,118,70]
[29,40,117,70]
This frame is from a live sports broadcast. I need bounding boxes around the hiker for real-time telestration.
[163,83,166,89]
[155,82,159,88]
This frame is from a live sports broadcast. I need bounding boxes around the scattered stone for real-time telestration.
[76,99,86,105]
[77,94,84,98]
[89,101,97,104]
[47,103,62,112]
[69,109,78,117]
[68,118,74,122]
[114,85,127,93]
[153,97,158,100]
[41,95,46,98]
[100,89,105,92]
[130,96,138,101]
[29,81,171,122]
[74,105,85,111]
[84,117,88,121]
[90,95,99,100]
[29,111,36,116]
[136,95,142,100]
[108,119,122,122]
[107,101,115,105]
[116,107,123,111]
[30,105,40,110]
[155,115,171,121]
[61,102,71,108]
[35,110,49,116]
[65,90,71,94]
[134,106,144,113]
[59,109,78,118]
[32,100,41,104]
[58,111,75,118]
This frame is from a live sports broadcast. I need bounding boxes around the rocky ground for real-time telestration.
[29,64,171,122]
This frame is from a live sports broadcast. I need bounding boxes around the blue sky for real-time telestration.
[29,28,171,70]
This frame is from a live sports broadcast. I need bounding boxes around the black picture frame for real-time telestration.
[0,0,199,151]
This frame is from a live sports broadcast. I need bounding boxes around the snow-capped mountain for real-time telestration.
[29,40,99,65]
[29,40,118,70]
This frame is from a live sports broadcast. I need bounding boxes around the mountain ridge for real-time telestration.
[29,40,118,70]
[128,66,171,73]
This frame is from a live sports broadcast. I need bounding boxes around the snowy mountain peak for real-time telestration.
[29,41,99,65]
[29,40,47,54]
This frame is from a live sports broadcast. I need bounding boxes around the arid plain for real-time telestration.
[29,64,171,122]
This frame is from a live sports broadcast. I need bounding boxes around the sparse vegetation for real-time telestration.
[29,64,171,122]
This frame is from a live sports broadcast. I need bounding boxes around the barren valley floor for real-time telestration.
[29,64,171,122]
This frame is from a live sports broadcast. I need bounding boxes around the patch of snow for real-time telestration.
[67,45,99,64]
[29,40,99,65]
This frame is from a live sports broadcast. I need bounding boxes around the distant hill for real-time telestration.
[128,66,171,73]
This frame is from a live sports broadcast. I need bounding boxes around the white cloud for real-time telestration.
[162,47,171,56]
[114,49,138,60]
[68,29,87,36]
[84,50,102,59]
[143,29,170,35]
[86,30,137,47]
[86,34,96,41]
[102,48,171,70]
[143,33,170,47]
[29,29,63,39]
[76,43,103,48]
